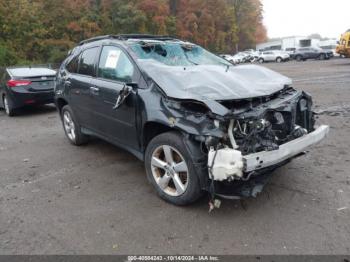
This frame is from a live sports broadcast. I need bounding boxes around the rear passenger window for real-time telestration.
[78,47,99,77]
[98,46,134,83]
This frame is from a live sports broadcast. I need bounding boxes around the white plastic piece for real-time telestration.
[208,148,244,181]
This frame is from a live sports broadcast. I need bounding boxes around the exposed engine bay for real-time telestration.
[205,87,321,182]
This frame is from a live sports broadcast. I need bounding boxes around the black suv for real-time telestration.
[293,47,332,61]
[55,35,329,205]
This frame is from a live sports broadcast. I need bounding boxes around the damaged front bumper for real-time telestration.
[243,125,329,172]
[208,125,329,198]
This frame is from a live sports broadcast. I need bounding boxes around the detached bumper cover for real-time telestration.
[243,125,330,172]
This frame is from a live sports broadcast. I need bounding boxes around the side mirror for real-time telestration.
[113,83,136,110]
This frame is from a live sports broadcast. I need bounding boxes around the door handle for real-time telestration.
[90,86,99,94]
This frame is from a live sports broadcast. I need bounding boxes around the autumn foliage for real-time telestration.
[0,0,266,65]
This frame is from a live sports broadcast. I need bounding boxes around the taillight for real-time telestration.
[7,79,32,88]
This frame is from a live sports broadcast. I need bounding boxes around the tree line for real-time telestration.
[0,0,267,66]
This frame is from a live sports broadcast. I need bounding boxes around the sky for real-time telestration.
[262,0,350,39]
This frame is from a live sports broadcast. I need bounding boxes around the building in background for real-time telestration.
[256,36,322,51]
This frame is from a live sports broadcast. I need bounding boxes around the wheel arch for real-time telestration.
[142,121,209,190]
[142,121,176,151]
[56,98,68,115]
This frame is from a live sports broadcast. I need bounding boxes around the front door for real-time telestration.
[90,45,139,150]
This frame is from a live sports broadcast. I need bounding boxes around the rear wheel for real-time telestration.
[319,53,326,60]
[295,55,303,62]
[145,132,202,206]
[3,95,15,117]
[61,105,88,146]
[276,57,283,63]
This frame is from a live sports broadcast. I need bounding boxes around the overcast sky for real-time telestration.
[262,0,350,39]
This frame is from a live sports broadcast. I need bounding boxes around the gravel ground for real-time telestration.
[0,58,349,255]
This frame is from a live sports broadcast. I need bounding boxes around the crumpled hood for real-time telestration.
[138,60,292,101]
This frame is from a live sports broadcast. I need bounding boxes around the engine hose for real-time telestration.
[228,120,239,149]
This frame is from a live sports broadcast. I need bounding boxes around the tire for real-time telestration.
[295,55,303,62]
[276,57,282,63]
[258,58,264,63]
[319,53,325,60]
[61,105,88,146]
[3,95,15,117]
[145,131,202,206]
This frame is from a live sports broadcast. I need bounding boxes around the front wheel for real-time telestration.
[145,132,202,206]
[61,105,89,146]
[319,53,326,60]
[258,58,264,63]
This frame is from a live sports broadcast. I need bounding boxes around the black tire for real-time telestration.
[61,105,89,146]
[295,55,303,62]
[2,95,15,117]
[145,131,202,206]
[276,57,282,63]
[258,58,264,63]
[319,53,325,60]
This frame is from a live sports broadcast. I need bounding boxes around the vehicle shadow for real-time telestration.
[85,135,292,215]
[3,104,57,117]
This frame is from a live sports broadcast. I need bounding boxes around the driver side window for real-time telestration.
[98,46,134,83]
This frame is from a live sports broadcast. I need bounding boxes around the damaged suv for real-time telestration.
[55,35,329,205]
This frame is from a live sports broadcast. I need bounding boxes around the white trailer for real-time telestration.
[257,36,321,51]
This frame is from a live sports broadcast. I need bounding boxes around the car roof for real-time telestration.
[7,67,56,78]
[69,34,190,56]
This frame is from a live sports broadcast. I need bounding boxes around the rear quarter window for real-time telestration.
[66,55,79,73]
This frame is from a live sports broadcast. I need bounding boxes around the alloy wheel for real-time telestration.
[151,145,189,197]
[63,111,76,142]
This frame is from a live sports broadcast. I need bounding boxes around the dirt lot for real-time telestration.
[1,58,349,255]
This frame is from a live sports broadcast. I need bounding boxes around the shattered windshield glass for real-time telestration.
[129,41,231,66]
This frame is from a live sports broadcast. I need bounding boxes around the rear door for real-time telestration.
[305,48,314,58]
[90,45,139,149]
[66,46,100,128]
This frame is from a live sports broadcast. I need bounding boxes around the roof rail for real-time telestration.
[117,34,175,40]
[78,35,120,46]
[78,34,176,45]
